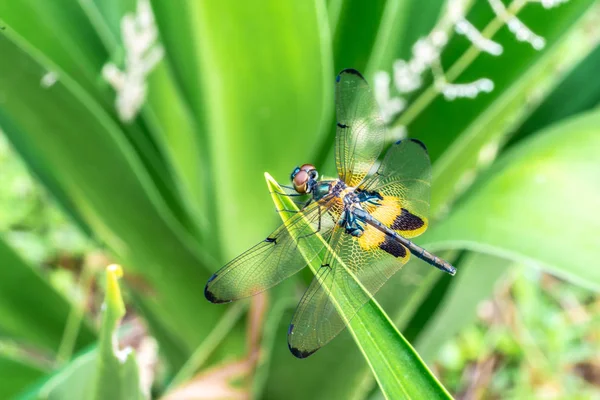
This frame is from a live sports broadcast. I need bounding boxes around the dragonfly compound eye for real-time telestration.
[300,163,319,181]
[290,166,301,181]
[300,163,316,173]
[292,170,309,194]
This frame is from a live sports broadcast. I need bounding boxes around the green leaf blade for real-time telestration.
[0,354,46,399]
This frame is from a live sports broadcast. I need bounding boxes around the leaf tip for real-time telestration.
[107,264,123,279]
[264,171,275,183]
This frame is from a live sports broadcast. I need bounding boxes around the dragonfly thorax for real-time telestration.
[312,181,335,202]
[338,187,384,237]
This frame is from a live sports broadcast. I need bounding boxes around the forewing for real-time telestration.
[361,138,431,238]
[335,69,385,187]
[205,202,336,303]
[288,226,410,357]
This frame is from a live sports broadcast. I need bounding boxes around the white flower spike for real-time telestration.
[103,0,163,122]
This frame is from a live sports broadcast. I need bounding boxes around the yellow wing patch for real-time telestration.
[358,196,400,251]
[357,225,386,251]
[357,196,428,251]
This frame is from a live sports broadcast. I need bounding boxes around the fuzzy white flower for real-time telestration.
[539,0,569,9]
[455,18,503,56]
[103,0,163,122]
[488,0,546,50]
[40,71,58,88]
[374,71,406,123]
[440,78,494,100]
[507,17,546,50]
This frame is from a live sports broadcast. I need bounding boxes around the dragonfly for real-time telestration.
[205,68,456,358]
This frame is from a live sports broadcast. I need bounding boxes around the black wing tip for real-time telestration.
[204,290,232,304]
[395,138,429,154]
[204,274,232,304]
[288,344,318,359]
[336,68,365,82]
[287,324,318,358]
[203,285,220,303]
[409,138,428,153]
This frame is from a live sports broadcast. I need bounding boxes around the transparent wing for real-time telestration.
[205,202,336,303]
[288,225,410,358]
[360,138,431,238]
[335,69,386,187]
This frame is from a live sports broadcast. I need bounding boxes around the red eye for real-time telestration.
[293,170,308,194]
[300,163,316,173]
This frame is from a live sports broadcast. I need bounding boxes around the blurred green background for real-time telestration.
[0,0,599,399]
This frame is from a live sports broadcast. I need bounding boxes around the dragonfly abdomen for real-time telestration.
[399,237,456,275]
[352,208,456,275]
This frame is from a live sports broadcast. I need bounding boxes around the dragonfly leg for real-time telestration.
[275,198,313,214]
[343,209,364,237]
[276,208,301,215]
[298,205,323,239]
[279,184,297,190]
[269,190,305,197]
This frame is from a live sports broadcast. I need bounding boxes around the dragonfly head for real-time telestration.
[291,164,319,194]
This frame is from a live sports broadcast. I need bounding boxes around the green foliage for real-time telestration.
[18,266,145,400]
[0,238,95,354]
[436,268,600,398]
[0,0,599,398]
[18,350,97,400]
[0,354,46,399]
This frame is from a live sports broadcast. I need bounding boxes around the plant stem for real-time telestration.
[166,301,247,391]
[56,263,96,365]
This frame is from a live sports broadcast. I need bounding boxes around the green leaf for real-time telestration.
[0,353,46,399]
[0,237,95,353]
[0,0,108,102]
[17,349,97,400]
[511,43,600,145]
[424,109,600,289]
[331,0,387,73]
[265,173,452,400]
[91,265,144,400]
[192,0,333,261]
